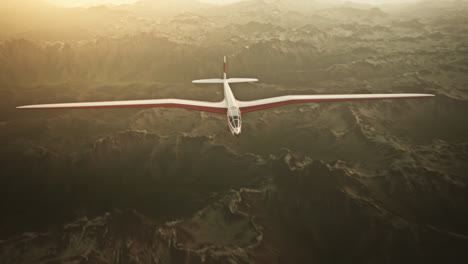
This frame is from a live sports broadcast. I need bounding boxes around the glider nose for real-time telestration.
[233,127,241,137]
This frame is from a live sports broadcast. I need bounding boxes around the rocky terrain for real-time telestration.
[1,0,468,263]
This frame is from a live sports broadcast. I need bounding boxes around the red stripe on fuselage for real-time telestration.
[239,96,431,113]
[19,103,227,114]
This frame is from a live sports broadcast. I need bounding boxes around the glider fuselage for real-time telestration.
[224,79,242,136]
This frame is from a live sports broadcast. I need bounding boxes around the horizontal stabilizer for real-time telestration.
[227,78,258,83]
[192,78,258,84]
[192,79,224,84]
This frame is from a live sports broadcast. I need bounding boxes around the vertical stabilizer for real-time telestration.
[223,56,227,80]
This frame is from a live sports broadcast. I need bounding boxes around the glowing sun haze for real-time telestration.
[45,0,243,7]
[44,0,425,7]
[45,0,139,6]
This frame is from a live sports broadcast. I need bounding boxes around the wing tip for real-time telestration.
[17,105,44,109]
[419,94,435,97]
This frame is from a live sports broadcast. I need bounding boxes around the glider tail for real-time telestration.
[192,56,258,84]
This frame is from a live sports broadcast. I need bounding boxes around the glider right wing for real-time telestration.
[237,93,435,113]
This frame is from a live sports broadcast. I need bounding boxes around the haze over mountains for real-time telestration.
[1,0,468,263]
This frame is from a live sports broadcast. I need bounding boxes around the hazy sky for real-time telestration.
[45,0,139,6]
[45,0,243,7]
[45,0,425,7]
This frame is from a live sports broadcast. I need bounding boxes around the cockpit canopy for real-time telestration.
[229,115,241,128]
[228,107,241,129]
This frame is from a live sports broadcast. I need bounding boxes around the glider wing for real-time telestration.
[238,93,434,113]
[17,98,228,114]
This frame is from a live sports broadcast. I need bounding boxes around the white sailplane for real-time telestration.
[17,56,434,136]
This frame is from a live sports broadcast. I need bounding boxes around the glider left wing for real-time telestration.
[16,99,228,114]
[238,93,435,113]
